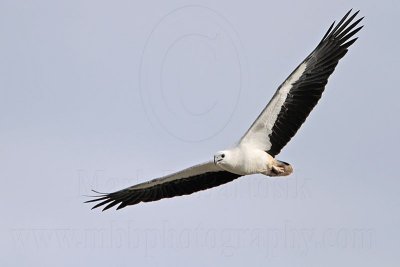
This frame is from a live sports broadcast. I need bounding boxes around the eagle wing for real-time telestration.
[239,10,363,156]
[86,161,242,211]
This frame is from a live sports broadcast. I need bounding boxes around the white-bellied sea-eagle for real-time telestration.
[86,10,363,211]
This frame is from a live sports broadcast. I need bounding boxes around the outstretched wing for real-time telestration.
[239,10,363,156]
[85,161,242,211]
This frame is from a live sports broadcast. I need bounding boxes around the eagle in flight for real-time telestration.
[86,10,363,211]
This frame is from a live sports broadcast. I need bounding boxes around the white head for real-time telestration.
[213,148,243,174]
[214,150,231,166]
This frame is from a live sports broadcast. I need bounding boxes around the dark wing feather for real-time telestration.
[85,165,241,211]
[266,10,363,156]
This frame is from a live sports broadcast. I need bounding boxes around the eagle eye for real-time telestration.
[221,154,225,158]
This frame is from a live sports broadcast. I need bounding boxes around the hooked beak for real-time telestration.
[214,155,223,164]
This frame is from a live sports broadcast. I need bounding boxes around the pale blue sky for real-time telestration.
[1,1,399,266]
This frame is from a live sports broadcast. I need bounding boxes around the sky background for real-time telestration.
[1,0,399,266]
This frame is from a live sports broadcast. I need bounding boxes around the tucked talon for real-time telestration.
[272,166,285,175]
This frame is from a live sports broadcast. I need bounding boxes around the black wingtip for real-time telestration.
[85,188,135,211]
[116,204,124,210]
[320,9,364,46]
[320,21,336,43]
[83,189,115,210]
[91,189,108,195]
[347,8,354,16]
